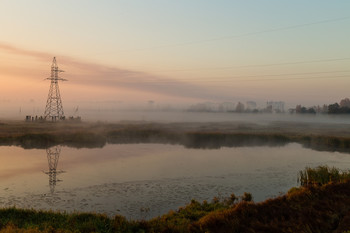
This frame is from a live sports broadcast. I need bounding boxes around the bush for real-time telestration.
[241,192,253,202]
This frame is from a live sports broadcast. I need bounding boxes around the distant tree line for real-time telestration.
[295,105,316,114]
[187,101,285,114]
[188,98,350,115]
[328,103,350,114]
[327,98,350,114]
[294,98,350,114]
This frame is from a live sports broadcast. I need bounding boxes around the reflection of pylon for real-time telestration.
[44,57,67,120]
[44,146,65,193]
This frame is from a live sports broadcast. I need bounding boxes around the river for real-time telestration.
[0,143,349,219]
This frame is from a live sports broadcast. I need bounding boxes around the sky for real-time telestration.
[0,0,350,115]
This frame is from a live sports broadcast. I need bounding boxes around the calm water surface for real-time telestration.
[0,143,349,219]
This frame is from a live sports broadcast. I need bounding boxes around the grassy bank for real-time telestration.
[0,167,349,232]
[1,121,350,153]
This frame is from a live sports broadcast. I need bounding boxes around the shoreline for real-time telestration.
[1,120,350,232]
[0,180,349,232]
[0,120,350,153]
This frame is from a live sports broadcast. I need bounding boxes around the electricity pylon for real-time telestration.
[44,146,65,193]
[44,57,67,120]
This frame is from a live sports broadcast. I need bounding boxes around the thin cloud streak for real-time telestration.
[0,42,231,101]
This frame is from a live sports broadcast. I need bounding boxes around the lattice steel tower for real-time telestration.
[44,146,65,193]
[44,57,67,120]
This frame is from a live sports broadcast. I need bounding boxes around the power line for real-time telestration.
[99,71,349,85]
[140,70,350,83]
[142,75,349,84]
[214,74,350,83]
[114,16,350,53]
[99,57,350,75]
[155,58,350,73]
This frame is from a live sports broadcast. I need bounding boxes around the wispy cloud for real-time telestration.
[0,42,231,101]
[0,43,51,61]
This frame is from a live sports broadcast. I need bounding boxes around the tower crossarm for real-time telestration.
[43,170,66,175]
[45,77,68,81]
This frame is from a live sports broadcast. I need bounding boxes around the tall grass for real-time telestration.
[298,165,350,187]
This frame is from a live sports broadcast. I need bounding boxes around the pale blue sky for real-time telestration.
[0,1,349,108]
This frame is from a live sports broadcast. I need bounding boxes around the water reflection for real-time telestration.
[1,144,348,219]
[43,146,65,193]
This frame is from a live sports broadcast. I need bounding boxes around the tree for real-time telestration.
[307,107,316,114]
[235,102,245,112]
[295,105,315,114]
[322,104,328,113]
[265,105,273,113]
[328,103,340,114]
[340,98,350,108]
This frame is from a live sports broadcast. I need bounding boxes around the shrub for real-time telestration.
[241,192,253,202]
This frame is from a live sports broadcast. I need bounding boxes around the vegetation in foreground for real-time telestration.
[0,166,349,232]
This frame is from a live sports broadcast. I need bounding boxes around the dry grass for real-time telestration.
[192,180,350,233]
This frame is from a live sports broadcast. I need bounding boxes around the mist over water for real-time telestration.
[79,110,350,124]
[2,106,350,125]
[1,101,350,219]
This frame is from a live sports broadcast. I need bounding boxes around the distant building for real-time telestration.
[235,102,245,112]
[266,101,285,113]
[288,108,296,114]
[220,102,236,112]
[246,101,257,110]
[188,102,236,112]
[188,102,215,112]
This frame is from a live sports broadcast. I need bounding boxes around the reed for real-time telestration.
[298,165,350,187]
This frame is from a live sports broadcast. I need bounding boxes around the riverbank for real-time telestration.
[0,179,349,233]
[1,121,350,232]
[1,120,350,153]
